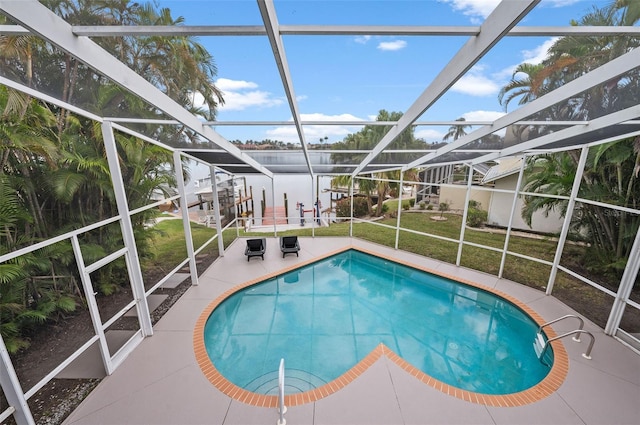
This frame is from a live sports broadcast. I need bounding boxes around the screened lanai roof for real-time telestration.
[1,0,640,178]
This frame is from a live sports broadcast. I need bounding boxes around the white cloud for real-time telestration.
[522,37,558,65]
[355,35,371,44]
[452,73,500,96]
[215,78,258,91]
[415,128,446,141]
[213,78,284,111]
[266,113,365,144]
[541,0,580,7]
[377,40,407,51]
[441,0,500,19]
[461,110,506,122]
[461,110,507,136]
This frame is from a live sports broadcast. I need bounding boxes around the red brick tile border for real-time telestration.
[193,245,569,407]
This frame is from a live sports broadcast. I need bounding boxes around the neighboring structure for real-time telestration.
[481,157,564,234]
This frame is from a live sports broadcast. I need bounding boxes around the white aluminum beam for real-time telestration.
[70,236,113,376]
[498,156,527,278]
[210,166,225,256]
[0,337,34,424]
[280,25,640,37]
[174,151,200,285]
[256,0,313,176]
[471,103,640,166]
[104,118,589,127]
[101,121,154,336]
[0,1,273,178]
[546,146,589,295]
[353,0,540,176]
[408,45,640,170]
[605,228,640,335]
[65,25,640,37]
[73,25,266,36]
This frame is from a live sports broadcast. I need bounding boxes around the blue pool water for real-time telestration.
[204,250,552,395]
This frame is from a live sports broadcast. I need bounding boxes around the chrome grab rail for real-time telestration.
[535,315,595,360]
[277,358,287,425]
[538,329,596,360]
[538,314,585,342]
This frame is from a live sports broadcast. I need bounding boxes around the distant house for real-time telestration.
[481,157,564,234]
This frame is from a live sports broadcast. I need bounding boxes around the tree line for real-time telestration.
[0,0,223,353]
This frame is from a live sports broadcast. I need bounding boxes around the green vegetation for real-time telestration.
[141,219,237,275]
[466,200,488,228]
[497,1,640,279]
[0,0,224,353]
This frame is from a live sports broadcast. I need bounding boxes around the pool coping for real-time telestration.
[193,245,569,408]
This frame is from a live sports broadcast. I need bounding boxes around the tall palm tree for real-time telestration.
[443,117,472,142]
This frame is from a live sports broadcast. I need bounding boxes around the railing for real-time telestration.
[534,315,595,360]
[0,406,16,423]
[537,330,596,360]
[277,358,287,425]
[537,314,585,342]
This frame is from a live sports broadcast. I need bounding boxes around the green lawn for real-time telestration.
[142,219,237,273]
[146,214,626,330]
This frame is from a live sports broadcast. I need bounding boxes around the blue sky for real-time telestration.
[157,0,609,145]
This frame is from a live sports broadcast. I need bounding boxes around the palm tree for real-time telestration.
[498,63,546,111]
[443,117,472,142]
[541,3,640,121]
[521,137,640,276]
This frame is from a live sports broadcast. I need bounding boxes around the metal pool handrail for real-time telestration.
[538,314,585,342]
[539,329,596,360]
[277,358,287,425]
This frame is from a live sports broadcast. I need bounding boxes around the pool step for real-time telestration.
[245,368,328,394]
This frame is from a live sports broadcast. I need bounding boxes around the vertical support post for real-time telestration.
[101,121,153,335]
[71,236,113,375]
[284,193,289,224]
[395,172,404,250]
[605,223,640,335]
[250,186,255,217]
[349,177,355,237]
[271,177,277,236]
[0,335,35,425]
[173,150,199,286]
[547,146,589,294]
[311,174,316,238]
[498,156,527,277]
[456,163,474,266]
[210,166,225,257]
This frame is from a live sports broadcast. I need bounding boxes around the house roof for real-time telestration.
[481,157,523,184]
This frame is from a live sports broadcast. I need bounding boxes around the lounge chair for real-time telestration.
[280,236,300,258]
[245,238,266,261]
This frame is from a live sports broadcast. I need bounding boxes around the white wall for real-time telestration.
[439,185,492,212]
[487,174,564,234]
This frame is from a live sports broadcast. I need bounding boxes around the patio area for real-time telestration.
[63,237,640,425]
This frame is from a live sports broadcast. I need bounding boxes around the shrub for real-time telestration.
[409,199,416,207]
[419,201,426,210]
[466,201,487,227]
[402,203,410,210]
[467,208,488,227]
[381,203,389,214]
[427,204,433,210]
[336,197,369,218]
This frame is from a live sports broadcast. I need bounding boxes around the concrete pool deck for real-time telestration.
[63,237,640,424]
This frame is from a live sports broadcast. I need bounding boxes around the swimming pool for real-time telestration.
[196,248,566,405]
